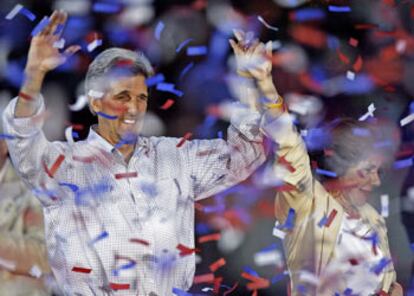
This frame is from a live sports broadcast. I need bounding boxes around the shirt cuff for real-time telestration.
[2,95,45,138]
[229,102,263,142]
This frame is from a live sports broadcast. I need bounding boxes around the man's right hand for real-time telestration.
[25,10,80,75]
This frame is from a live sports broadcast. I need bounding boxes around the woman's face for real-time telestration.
[339,154,384,207]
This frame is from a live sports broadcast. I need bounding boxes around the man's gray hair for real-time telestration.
[85,47,154,115]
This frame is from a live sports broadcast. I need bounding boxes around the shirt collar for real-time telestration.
[86,125,150,156]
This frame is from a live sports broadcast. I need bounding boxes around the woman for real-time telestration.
[229,31,403,296]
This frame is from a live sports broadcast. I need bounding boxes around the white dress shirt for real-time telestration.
[2,96,266,296]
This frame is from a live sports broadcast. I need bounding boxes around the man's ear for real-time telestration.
[90,97,102,114]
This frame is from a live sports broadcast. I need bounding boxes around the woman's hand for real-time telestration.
[25,10,80,76]
[389,282,403,296]
[229,29,273,82]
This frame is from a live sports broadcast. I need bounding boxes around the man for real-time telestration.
[0,137,53,294]
[2,11,270,295]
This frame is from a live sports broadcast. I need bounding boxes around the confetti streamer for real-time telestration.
[186,46,208,56]
[316,168,337,178]
[89,231,109,246]
[328,6,352,12]
[96,111,118,120]
[289,8,325,22]
[179,62,194,80]
[0,133,15,140]
[324,209,338,227]
[223,282,239,296]
[114,172,138,179]
[129,238,150,246]
[109,283,130,290]
[176,38,193,53]
[380,194,389,218]
[193,273,215,284]
[371,258,392,275]
[145,73,165,87]
[209,258,226,272]
[359,103,376,121]
[31,16,50,37]
[87,38,103,52]
[257,16,279,31]
[156,83,184,97]
[71,266,92,273]
[154,21,165,40]
[400,113,414,127]
[393,157,413,169]
[92,3,121,13]
[43,154,65,178]
[198,233,221,243]
[160,99,175,110]
[176,132,193,148]
[6,4,36,21]
[177,244,200,256]
[172,287,193,296]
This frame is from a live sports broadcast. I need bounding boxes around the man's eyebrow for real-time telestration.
[114,90,130,97]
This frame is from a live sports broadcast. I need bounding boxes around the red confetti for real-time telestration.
[109,283,130,290]
[198,233,221,244]
[115,172,138,179]
[209,258,226,272]
[73,155,96,163]
[193,273,215,284]
[349,258,359,265]
[129,238,150,246]
[354,23,379,30]
[213,277,223,294]
[353,55,363,72]
[71,266,92,273]
[194,202,204,212]
[278,156,295,173]
[43,154,65,178]
[378,290,388,296]
[324,209,338,227]
[176,244,200,256]
[337,48,350,64]
[160,99,175,110]
[176,132,193,148]
[349,37,359,47]
[241,272,270,291]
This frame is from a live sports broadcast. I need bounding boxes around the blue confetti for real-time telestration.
[172,287,193,296]
[393,158,413,170]
[72,131,79,139]
[154,21,165,41]
[217,131,223,139]
[145,73,165,87]
[92,3,121,14]
[315,168,337,178]
[328,5,351,12]
[352,128,370,137]
[186,46,208,56]
[243,266,260,277]
[176,38,193,53]
[282,208,296,230]
[0,133,15,140]
[89,231,109,246]
[343,288,353,295]
[292,8,325,22]
[179,62,194,80]
[271,271,288,284]
[20,8,36,21]
[31,16,50,37]
[58,182,79,192]
[112,261,136,276]
[156,83,183,97]
[260,243,278,252]
[54,23,64,35]
[318,215,328,227]
[371,257,392,275]
[96,111,118,120]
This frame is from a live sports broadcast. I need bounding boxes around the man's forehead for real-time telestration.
[108,74,148,93]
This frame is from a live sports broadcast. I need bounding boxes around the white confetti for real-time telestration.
[381,194,389,218]
[29,265,42,278]
[87,90,104,99]
[5,4,23,20]
[346,70,355,81]
[254,249,283,267]
[53,38,65,49]
[257,16,279,32]
[69,94,89,111]
[359,103,376,121]
[400,113,414,127]
[87,39,102,52]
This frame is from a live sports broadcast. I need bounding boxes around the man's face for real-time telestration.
[339,154,384,207]
[91,74,148,145]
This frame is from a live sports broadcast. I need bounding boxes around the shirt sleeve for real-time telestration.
[260,111,314,213]
[2,96,66,207]
[182,103,266,201]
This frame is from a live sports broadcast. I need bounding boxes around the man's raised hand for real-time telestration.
[25,10,80,75]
